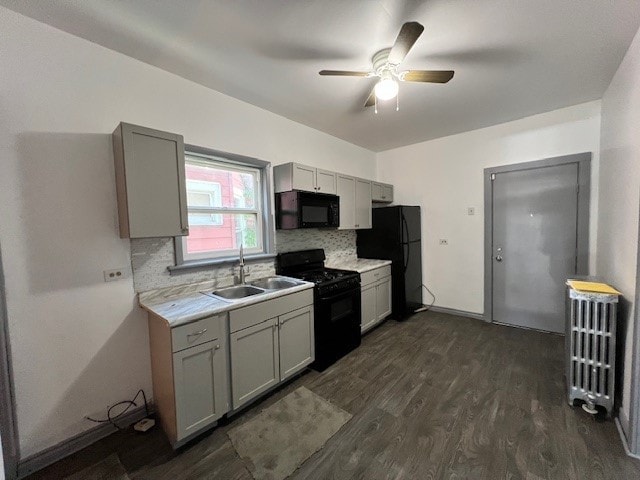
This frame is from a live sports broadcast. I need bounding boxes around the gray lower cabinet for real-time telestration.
[360,284,377,332]
[360,265,392,334]
[279,307,314,380]
[376,277,392,321]
[173,340,228,439]
[147,312,229,446]
[228,291,314,410]
[230,317,280,409]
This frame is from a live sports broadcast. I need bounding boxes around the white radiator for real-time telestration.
[566,288,618,416]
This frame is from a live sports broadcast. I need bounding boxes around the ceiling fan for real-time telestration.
[319,22,454,110]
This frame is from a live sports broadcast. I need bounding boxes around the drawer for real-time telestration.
[360,265,391,287]
[172,314,224,352]
[230,289,313,333]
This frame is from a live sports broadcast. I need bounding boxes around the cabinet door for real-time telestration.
[115,123,188,238]
[382,184,394,202]
[371,182,385,202]
[173,341,228,441]
[336,175,356,229]
[292,164,316,192]
[376,277,392,321]
[361,285,377,333]
[315,169,337,195]
[355,179,372,229]
[279,306,314,380]
[230,318,280,409]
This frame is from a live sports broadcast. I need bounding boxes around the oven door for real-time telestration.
[313,287,361,369]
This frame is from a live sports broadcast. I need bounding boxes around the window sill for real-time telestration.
[168,253,277,275]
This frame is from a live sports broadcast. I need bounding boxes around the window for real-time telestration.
[174,149,274,266]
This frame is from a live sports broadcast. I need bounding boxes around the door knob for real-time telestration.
[495,255,503,262]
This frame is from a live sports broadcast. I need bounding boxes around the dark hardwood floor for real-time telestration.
[28,311,640,479]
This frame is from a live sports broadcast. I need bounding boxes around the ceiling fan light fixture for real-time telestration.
[375,77,399,101]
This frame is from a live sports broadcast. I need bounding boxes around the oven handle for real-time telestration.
[319,287,360,302]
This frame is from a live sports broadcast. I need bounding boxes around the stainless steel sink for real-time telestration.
[250,277,300,290]
[210,285,265,299]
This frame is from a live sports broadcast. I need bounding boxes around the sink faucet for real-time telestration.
[237,243,246,285]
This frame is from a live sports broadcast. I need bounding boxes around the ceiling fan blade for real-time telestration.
[401,70,455,83]
[364,88,376,107]
[319,70,370,76]
[388,22,424,64]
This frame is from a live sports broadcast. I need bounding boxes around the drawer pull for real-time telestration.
[187,328,207,337]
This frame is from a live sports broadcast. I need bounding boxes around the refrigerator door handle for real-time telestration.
[402,214,410,272]
[403,242,410,272]
[401,214,409,245]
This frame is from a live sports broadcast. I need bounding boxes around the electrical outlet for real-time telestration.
[467,207,475,216]
[439,239,448,245]
[103,267,130,282]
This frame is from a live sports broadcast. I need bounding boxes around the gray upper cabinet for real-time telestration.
[112,122,188,238]
[355,179,372,229]
[338,175,371,230]
[274,162,337,194]
[337,174,356,229]
[372,182,394,203]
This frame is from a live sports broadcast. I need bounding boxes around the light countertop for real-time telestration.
[138,277,314,327]
[325,257,392,273]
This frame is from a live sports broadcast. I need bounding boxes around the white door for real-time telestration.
[337,175,356,229]
[491,163,580,333]
[173,341,227,440]
[315,169,337,194]
[230,318,280,409]
[278,307,314,380]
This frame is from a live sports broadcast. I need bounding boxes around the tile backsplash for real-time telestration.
[130,229,357,292]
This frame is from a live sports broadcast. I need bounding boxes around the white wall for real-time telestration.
[0,8,375,458]
[377,101,601,314]
[597,25,640,436]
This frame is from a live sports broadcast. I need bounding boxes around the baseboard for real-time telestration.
[616,417,640,460]
[425,305,485,322]
[17,405,150,478]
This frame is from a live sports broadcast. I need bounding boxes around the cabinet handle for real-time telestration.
[187,328,207,337]
[317,186,321,191]
[214,344,220,350]
[181,227,189,233]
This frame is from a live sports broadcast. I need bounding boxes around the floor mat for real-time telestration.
[227,386,352,480]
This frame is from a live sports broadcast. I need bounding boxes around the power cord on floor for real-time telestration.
[414,284,436,313]
[85,389,149,430]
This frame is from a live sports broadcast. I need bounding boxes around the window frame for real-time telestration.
[171,145,276,271]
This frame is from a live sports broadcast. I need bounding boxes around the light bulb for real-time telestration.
[375,78,399,101]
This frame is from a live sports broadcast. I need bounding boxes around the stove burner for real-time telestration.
[297,268,350,284]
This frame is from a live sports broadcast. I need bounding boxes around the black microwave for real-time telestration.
[276,191,340,229]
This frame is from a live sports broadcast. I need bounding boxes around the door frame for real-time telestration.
[0,244,19,479]
[483,152,592,324]
[627,209,640,456]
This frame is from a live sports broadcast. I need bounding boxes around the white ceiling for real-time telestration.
[3,0,640,151]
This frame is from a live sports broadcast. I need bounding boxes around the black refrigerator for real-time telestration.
[356,205,423,320]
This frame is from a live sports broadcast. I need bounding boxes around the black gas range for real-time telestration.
[277,249,361,371]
